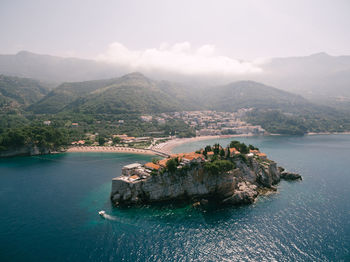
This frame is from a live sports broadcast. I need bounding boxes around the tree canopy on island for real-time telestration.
[229,140,249,154]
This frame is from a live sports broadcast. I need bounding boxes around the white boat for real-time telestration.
[98,210,106,216]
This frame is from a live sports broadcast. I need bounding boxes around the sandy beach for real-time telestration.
[67,134,258,156]
[66,146,155,155]
[151,134,257,155]
[307,131,350,135]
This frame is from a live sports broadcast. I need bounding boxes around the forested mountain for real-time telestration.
[28,77,122,113]
[0,75,49,113]
[29,73,197,114]
[203,81,309,112]
[28,73,314,115]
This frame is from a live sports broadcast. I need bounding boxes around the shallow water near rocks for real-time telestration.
[0,135,349,261]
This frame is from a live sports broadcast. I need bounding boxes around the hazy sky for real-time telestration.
[1,0,349,61]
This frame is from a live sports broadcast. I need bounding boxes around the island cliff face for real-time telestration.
[110,144,301,206]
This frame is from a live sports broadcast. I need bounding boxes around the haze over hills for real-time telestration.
[29,73,197,114]
[1,50,350,135]
[0,75,49,113]
[1,51,350,109]
[0,51,126,85]
[253,52,350,106]
[28,72,310,115]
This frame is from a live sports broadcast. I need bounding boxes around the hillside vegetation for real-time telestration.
[1,72,350,139]
[28,73,314,115]
[0,75,49,113]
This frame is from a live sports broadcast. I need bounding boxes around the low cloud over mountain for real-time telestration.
[97,41,265,76]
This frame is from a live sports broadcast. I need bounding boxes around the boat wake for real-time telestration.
[102,214,118,221]
[98,210,118,221]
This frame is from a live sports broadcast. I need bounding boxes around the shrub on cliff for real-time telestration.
[166,158,178,173]
[234,153,248,163]
[204,160,234,175]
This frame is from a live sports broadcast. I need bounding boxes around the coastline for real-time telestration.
[3,132,350,158]
[66,134,258,156]
[306,131,350,135]
[66,146,155,155]
[151,134,257,155]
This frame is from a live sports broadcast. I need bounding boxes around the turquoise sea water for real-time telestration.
[0,135,350,261]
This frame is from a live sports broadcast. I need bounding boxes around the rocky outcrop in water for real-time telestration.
[0,145,63,157]
[110,154,300,206]
[280,171,302,180]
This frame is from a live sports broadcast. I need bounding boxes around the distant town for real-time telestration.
[151,109,265,136]
[68,110,266,149]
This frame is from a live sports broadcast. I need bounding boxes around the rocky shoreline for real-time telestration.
[110,144,301,207]
[0,145,65,158]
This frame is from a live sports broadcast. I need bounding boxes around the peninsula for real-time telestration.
[110,141,301,206]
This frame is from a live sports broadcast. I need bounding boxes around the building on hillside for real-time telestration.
[122,163,142,176]
[228,147,240,157]
[71,140,85,145]
[249,149,260,154]
[140,115,153,122]
[113,134,136,143]
[144,162,161,171]
[206,151,214,159]
[256,152,267,160]
[133,137,151,143]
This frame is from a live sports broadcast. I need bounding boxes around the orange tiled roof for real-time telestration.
[158,158,169,167]
[170,153,184,158]
[123,136,135,140]
[207,151,214,156]
[144,162,161,170]
[229,147,239,154]
[130,175,139,180]
[183,152,204,160]
[170,152,204,161]
[250,149,260,153]
[256,152,267,157]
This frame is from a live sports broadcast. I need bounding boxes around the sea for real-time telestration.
[0,134,349,261]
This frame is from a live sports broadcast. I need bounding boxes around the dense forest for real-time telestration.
[0,126,67,152]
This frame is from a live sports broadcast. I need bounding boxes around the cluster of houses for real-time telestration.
[71,140,85,145]
[121,152,205,182]
[120,148,267,182]
[112,134,151,144]
[71,134,152,147]
[141,110,266,136]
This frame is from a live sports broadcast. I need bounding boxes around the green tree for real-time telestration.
[220,148,225,158]
[98,136,105,146]
[112,136,121,144]
[166,158,178,173]
[248,144,259,151]
[213,143,220,155]
[204,145,212,152]
[229,140,249,154]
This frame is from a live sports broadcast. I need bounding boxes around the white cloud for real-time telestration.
[96,42,264,76]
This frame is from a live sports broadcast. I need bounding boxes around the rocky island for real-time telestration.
[110,141,301,206]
